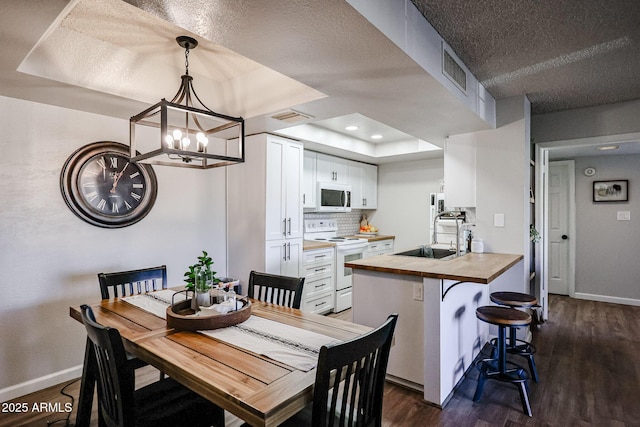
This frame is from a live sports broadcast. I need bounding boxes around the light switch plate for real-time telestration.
[494,213,505,227]
[413,283,423,301]
[617,211,631,221]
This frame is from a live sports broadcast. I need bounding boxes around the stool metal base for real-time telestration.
[490,336,539,383]
[474,358,532,417]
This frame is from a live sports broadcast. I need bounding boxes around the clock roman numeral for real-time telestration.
[85,191,98,202]
[82,181,96,187]
[132,183,143,189]
[130,171,140,179]
[125,201,132,210]
[97,199,107,210]
[110,157,118,168]
[131,192,141,201]
[96,157,106,170]
[112,202,119,213]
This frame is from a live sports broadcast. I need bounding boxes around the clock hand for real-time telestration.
[110,162,129,193]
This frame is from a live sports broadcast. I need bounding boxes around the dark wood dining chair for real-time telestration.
[76,266,168,427]
[248,271,305,309]
[98,265,168,299]
[279,313,398,427]
[79,304,224,427]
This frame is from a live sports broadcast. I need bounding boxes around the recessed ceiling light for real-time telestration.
[371,134,383,140]
[596,145,619,151]
[345,125,359,131]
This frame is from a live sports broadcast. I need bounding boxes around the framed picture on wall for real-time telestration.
[593,180,628,202]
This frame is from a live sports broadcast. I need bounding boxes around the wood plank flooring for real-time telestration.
[2,294,639,426]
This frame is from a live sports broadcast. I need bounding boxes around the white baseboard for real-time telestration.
[573,292,640,307]
[0,365,83,403]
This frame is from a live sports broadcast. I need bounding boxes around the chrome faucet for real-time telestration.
[432,211,463,257]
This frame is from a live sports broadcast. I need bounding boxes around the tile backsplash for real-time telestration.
[304,211,365,236]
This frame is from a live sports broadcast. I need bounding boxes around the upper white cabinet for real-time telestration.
[227,134,303,285]
[303,150,317,209]
[348,160,378,209]
[266,137,303,240]
[444,134,476,208]
[316,153,349,185]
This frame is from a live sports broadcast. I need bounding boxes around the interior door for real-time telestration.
[548,161,574,295]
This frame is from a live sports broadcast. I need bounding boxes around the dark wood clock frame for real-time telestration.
[60,141,158,228]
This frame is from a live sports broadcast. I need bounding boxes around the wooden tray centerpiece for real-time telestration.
[166,298,251,331]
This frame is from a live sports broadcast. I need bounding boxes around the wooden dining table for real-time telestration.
[69,292,371,427]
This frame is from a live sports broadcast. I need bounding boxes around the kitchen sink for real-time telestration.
[393,247,460,260]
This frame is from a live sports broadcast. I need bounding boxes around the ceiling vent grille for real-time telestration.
[442,46,467,93]
[270,109,314,123]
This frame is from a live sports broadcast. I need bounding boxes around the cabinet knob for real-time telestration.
[562,235,568,240]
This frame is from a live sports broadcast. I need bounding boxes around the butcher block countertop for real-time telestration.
[345,252,523,284]
[303,240,336,250]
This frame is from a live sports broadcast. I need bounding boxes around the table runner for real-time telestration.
[121,289,186,319]
[200,315,339,371]
[122,291,339,371]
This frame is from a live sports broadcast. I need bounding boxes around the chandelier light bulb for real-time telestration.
[165,134,174,148]
[172,129,183,141]
[197,132,209,147]
[181,136,191,149]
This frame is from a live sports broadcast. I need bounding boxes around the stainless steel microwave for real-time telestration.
[317,182,352,212]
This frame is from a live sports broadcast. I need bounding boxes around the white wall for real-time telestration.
[0,96,228,397]
[574,155,640,302]
[371,158,444,251]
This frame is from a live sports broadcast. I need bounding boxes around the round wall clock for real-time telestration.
[60,141,158,228]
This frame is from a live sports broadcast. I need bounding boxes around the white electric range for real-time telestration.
[304,219,368,312]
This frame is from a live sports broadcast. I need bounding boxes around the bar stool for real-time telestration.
[474,306,532,417]
[490,291,539,382]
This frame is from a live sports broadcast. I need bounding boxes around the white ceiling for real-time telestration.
[2,0,639,163]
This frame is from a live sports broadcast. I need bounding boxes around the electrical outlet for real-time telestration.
[413,283,424,301]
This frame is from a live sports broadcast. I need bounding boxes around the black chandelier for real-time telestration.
[129,36,245,169]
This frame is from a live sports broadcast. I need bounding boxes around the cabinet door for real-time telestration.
[316,153,334,183]
[303,151,316,209]
[348,161,364,209]
[444,134,476,208]
[361,163,378,209]
[284,142,303,239]
[265,138,286,240]
[265,240,286,275]
[333,157,349,185]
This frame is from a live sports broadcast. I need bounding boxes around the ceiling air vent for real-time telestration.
[442,45,467,94]
[270,109,314,123]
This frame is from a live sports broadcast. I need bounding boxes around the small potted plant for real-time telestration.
[184,250,219,309]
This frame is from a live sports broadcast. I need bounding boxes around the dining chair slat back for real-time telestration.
[248,271,305,309]
[79,304,224,427]
[312,313,398,427]
[98,265,167,300]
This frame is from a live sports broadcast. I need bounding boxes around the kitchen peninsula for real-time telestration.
[345,251,524,407]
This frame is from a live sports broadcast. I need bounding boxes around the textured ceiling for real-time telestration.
[411,0,640,114]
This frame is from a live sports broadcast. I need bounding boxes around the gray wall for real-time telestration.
[574,155,640,301]
[372,158,444,251]
[0,96,228,395]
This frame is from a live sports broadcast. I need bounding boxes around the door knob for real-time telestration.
[561,235,568,240]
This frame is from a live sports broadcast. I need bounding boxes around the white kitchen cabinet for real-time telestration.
[303,150,316,209]
[316,152,349,185]
[227,133,304,289]
[444,134,476,208]
[265,239,302,278]
[301,247,335,314]
[266,136,303,240]
[365,239,394,257]
[348,160,378,209]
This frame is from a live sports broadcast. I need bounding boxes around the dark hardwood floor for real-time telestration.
[2,294,639,426]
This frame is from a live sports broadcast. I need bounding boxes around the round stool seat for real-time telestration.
[490,291,537,308]
[476,306,531,327]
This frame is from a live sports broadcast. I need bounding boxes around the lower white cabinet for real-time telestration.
[301,247,335,314]
[265,239,302,278]
[365,239,394,257]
